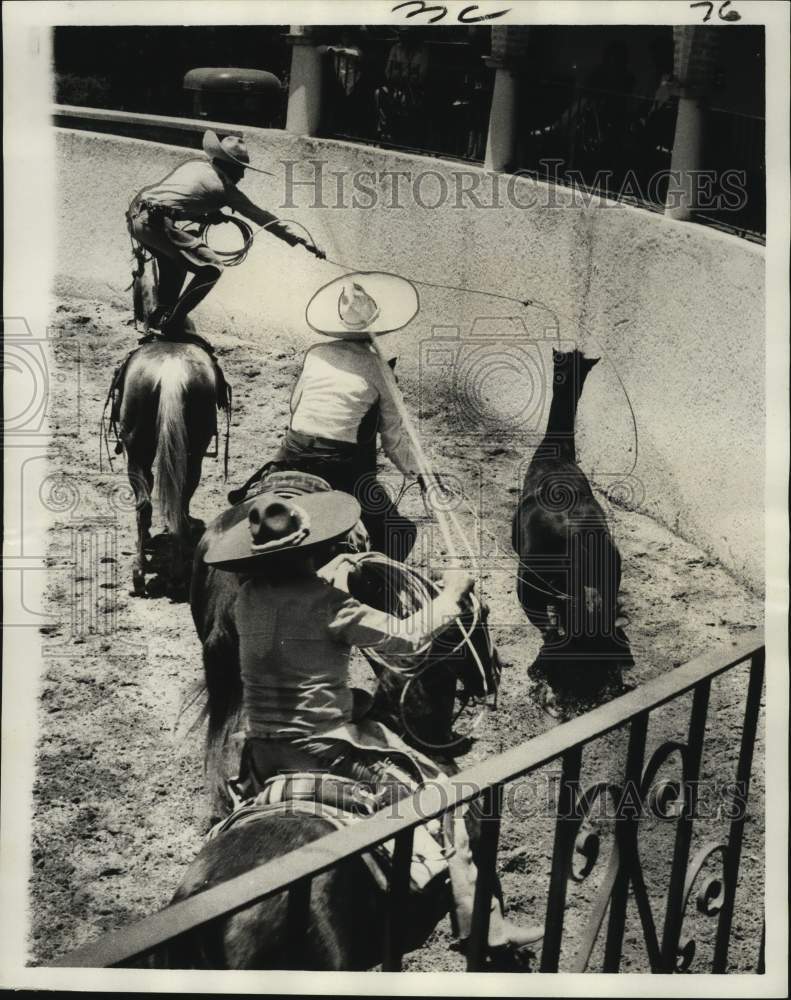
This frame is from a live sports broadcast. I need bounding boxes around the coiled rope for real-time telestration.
[342,552,497,699]
[192,215,255,267]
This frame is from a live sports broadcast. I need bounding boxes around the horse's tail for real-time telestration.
[154,357,189,537]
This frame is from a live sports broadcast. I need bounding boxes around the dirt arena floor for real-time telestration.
[30,296,765,972]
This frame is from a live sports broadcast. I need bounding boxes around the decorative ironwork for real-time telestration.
[674,840,727,971]
[46,633,765,973]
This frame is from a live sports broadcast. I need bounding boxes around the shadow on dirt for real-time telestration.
[136,519,206,603]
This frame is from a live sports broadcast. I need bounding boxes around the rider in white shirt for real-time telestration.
[230,277,425,559]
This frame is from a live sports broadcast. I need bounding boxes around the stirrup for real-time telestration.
[147,306,170,330]
[160,317,184,337]
[225,777,248,812]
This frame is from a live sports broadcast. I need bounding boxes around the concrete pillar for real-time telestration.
[664,26,721,220]
[665,95,704,219]
[285,26,324,136]
[483,26,529,173]
[484,65,518,172]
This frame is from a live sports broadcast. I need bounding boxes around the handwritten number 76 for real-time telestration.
[690,0,742,22]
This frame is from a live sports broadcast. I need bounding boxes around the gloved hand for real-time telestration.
[418,474,454,503]
[292,236,325,259]
[440,569,476,605]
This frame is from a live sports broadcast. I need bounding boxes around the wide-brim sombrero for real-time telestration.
[202,129,273,176]
[204,489,361,571]
[306,272,419,339]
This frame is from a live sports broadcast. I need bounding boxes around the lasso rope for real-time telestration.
[239,217,533,306]
[268,220,638,478]
[194,215,255,267]
[177,215,501,567]
[343,552,494,701]
[152,212,638,537]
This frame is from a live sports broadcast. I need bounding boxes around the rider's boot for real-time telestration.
[159,313,185,337]
[147,305,170,330]
[441,811,544,957]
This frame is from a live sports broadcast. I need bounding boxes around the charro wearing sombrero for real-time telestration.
[205,488,543,959]
[229,274,424,560]
[126,130,325,335]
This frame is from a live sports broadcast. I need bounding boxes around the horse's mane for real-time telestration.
[189,532,246,816]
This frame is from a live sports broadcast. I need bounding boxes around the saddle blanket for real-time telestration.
[207,771,451,894]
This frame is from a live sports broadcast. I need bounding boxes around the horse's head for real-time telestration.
[345,557,500,757]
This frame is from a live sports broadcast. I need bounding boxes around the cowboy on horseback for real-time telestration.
[127,129,325,334]
[229,274,429,560]
[203,488,542,959]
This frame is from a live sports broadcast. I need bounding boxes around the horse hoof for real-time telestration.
[168,584,189,604]
[486,942,539,972]
[145,576,167,598]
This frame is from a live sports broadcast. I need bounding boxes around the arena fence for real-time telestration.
[320,35,494,165]
[47,629,765,973]
[694,107,766,242]
[515,81,679,212]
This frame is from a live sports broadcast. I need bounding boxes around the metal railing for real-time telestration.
[48,630,764,972]
[694,107,766,242]
[516,81,766,242]
[516,81,679,210]
[321,40,494,164]
[52,105,244,150]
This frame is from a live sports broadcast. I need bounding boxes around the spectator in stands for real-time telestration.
[375,29,430,145]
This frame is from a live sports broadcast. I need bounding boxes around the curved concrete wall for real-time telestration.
[55,121,765,589]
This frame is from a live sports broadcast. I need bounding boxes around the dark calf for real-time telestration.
[512,349,633,714]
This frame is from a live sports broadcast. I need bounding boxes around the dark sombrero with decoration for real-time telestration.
[202,129,274,176]
[204,488,361,571]
[306,272,419,339]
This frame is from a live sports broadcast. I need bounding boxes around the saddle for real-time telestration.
[208,771,451,895]
[102,330,231,470]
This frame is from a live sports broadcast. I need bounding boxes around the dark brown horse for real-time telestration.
[159,657,485,971]
[118,337,218,598]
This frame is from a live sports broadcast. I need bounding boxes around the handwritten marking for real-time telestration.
[690,0,741,22]
[392,1,511,23]
[392,0,448,23]
[458,4,511,22]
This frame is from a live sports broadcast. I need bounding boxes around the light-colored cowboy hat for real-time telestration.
[202,129,273,176]
[204,490,361,570]
[306,272,419,339]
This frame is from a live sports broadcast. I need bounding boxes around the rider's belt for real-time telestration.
[286,428,359,455]
[128,200,183,226]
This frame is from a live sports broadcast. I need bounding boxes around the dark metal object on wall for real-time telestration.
[183,67,284,127]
